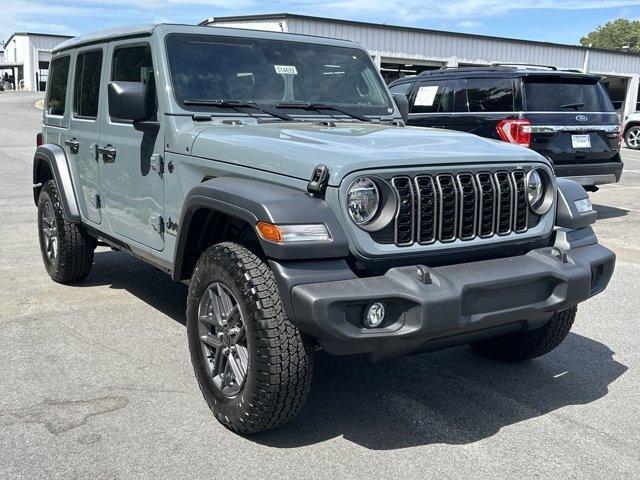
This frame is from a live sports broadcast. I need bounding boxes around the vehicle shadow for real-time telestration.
[82,249,188,325]
[84,250,627,451]
[593,204,629,220]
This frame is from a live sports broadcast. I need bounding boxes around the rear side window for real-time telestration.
[411,80,453,113]
[74,50,103,119]
[524,78,614,112]
[47,56,70,116]
[112,45,157,120]
[465,78,514,112]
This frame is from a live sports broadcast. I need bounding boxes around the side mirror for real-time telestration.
[391,92,409,123]
[108,81,148,122]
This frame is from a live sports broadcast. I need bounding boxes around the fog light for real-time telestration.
[364,303,385,328]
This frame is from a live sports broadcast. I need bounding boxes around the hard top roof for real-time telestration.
[52,23,362,54]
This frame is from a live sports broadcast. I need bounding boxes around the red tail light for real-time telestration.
[36,133,43,147]
[496,119,532,148]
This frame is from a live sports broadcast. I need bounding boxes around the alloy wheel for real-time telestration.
[41,201,58,263]
[197,282,249,397]
[628,128,640,149]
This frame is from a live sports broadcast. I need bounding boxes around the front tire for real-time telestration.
[37,180,95,283]
[625,126,640,150]
[187,242,314,434]
[472,307,577,362]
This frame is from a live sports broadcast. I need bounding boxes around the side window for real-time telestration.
[389,82,412,96]
[74,50,103,119]
[46,56,70,116]
[111,44,157,121]
[465,78,514,112]
[411,80,453,114]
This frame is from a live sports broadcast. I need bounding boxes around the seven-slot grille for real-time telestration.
[388,169,529,247]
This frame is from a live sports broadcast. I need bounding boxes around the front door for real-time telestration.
[98,40,164,250]
[65,47,105,224]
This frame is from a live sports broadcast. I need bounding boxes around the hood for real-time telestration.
[188,121,546,186]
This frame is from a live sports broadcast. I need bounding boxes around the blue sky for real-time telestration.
[3,0,640,46]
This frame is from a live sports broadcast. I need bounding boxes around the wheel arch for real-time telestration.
[172,177,350,281]
[624,121,640,135]
[33,144,81,222]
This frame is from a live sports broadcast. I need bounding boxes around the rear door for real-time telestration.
[98,40,164,250]
[522,75,620,165]
[65,47,106,225]
[405,79,454,129]
[449,77,515,138]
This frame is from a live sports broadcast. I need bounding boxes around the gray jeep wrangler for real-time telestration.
[34,24,615,434]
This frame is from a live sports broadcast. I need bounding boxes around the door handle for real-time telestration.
[64,138,80,154]
[97,145,117,163]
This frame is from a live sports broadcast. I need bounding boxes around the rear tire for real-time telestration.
[37,180,95,283]
[625,125,640,150]
[472,307,577,362]
[187,242,314,434]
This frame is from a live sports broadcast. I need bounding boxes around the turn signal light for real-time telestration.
[257,222,283,242]
[36,132,43,147]
[496,119,532,148]
[256,222,331,243]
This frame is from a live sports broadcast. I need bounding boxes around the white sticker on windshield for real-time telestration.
[414,86,439,106]
[274,65,298,75]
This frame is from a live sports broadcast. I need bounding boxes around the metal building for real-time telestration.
[0,32,72,91]
[202,13,640,118]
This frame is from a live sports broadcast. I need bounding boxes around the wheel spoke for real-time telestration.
[227,350,245,384]
[209,284,224,324]
[217,284,235,318]
[200,333,222,350]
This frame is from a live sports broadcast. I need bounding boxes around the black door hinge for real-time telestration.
[307,164,330,198]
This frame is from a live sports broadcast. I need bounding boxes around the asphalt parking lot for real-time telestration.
[1,91,639,479]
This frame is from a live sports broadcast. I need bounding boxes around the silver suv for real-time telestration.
[624,112,640,149]
[34,24,615,434]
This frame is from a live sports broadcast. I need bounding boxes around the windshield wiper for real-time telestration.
[276,102,372,122]
[183,99,293,121]
[559,102,585,110]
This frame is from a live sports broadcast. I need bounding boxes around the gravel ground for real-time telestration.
[1,91,639,479]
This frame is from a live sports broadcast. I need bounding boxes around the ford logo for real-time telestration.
[576,115,588,122]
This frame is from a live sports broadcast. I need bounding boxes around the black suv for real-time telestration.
[389,65,622,189]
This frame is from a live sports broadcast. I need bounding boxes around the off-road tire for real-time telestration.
[625,125,640,150]
[187,242,314,434]
[472,307,577,362]
[37,180,95,283]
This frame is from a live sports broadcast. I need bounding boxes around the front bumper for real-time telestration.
[286,242,614,362]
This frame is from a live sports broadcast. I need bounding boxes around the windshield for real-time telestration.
[165,33,393,117]
[523,77,615,112]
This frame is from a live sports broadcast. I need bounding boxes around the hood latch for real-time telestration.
[307,164,330,198]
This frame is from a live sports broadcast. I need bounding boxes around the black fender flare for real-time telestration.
[555,177,597,230]
[172,177,350,280]
[33,144,81,222]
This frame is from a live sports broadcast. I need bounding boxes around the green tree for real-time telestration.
[580,19,640,52]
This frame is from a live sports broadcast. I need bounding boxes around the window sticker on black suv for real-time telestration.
[411,81,453,114]
[47,56,70,116]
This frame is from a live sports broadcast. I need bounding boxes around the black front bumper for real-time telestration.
[280,243,614,362]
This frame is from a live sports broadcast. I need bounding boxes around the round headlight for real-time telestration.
[347,177,380,225]
[527,168,554,215]
[527,169,544,208]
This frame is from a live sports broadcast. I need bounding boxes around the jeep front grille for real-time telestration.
[388,169,529,247]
